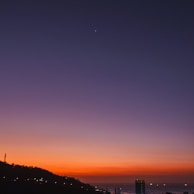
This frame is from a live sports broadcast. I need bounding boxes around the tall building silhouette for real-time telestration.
[115,187,121,194]
[135,179,145,194]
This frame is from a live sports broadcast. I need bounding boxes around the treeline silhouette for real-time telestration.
[0,161,110,194]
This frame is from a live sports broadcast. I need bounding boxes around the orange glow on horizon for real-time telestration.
[2,144,193,179]
[37,162,194,178]
[1,124,194,183]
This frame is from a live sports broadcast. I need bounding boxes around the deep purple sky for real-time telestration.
[0,1,194,183]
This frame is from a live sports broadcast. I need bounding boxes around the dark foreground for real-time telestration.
[0,161,110,194]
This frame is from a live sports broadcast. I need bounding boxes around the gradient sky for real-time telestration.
[0,1,194,184]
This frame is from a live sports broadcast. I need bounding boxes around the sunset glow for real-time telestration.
[0,1,194,184]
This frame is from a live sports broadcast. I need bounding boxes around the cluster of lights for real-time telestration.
[1,174,190,194]
[95,187,104,192]
[0,175,97,193]
[149,183,166,187]
[13,177,19,182]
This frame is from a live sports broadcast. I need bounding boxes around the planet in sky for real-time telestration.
[0,0,194,184]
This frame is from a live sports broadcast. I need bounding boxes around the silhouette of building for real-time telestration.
[115,187,121,194]
[135,179,145,194]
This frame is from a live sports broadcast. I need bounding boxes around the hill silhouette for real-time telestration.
[0,161,110,194]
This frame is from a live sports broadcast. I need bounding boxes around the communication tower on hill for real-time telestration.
[4,153,6,163]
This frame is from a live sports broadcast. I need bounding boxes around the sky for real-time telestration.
[0,1,194,184]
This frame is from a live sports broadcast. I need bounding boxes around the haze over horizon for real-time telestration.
[0,1,194,184]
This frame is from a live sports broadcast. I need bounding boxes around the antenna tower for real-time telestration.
[4,153,6,163]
